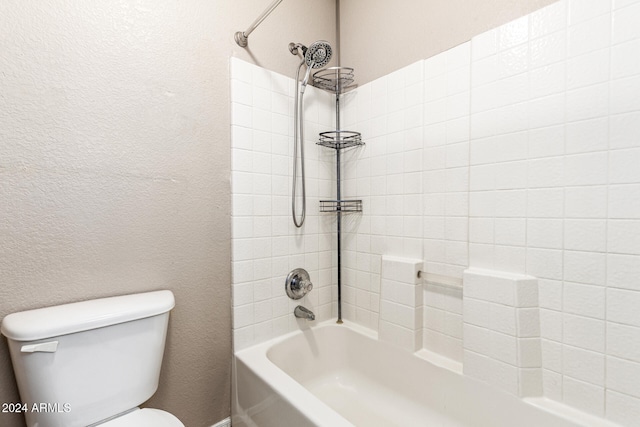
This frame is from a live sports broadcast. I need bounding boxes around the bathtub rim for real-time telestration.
[234,320,358,427]
[234,319,623,427]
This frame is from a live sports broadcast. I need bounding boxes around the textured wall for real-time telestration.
[339,0,558,84]
[0,1,334,427]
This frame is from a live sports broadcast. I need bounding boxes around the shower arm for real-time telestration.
[234,0,284,47]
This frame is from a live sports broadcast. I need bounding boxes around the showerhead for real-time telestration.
[305,40,332,68]
[290,40,333,93]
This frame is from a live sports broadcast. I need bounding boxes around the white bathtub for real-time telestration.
[232,321,620,427]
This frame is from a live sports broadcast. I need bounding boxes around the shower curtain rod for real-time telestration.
[235,0,284,47]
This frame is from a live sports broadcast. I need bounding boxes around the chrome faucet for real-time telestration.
[294,305,315,321]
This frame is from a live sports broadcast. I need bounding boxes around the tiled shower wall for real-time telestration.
[341,0,640,423]
[230,58,337,350]
[232,0,640,423]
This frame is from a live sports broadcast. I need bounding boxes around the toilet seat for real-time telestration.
[99,408,184,427]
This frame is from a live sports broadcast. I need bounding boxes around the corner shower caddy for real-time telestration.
[313,66,363,324]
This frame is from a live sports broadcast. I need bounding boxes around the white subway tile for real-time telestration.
[495,162,527,190]
[608,220,640,255]
[490,331,519,365]
[568,0,611,25]
[494,218,526,246]
[567,14,611,57]
[610,112,640,149]
[469,217,494,244]
[529,62,566,98]
[563,313,605,352]
[498,16,529,51]
[233,303,254,329]
[563,251,606,286]
[565,151,608,186]
[424,99,447,125]
[563,344,605,386]
[445,216,468,242]
[488,302,517,335]
[529,93,566,130]
[470,109,499,140]
[526,248,563,280]
[498,44,529,79]
[528,188,564,218]
[495,189,527,218]
[496,104,529,135]
[563,376,605,416]
[563,281,605,319]
[446,92,470,121]
[609,184,640,221]
[447,42,472,70]
[479,133,529,165]
[528,156,564,188]
[611,75,640,115]
[608,288,640,327]
[564,219,607,252]
[518,368,543,397]
[230,57,253,83]
[527,218,563,249]
[530,30,567,68]
[543,369,563,401]
[607,254,640,290]
[518,338,542,368]
[469,164,495,191]
[530,1,567,40]
[445,116,470,145]
[517,308,540,337]
[607,356,640,399]
[542,338,563,372]
[490,358,520,396]
[608,321,640,363]
[232,194,253,217]
[539,279,563,310]
[612,1,640,44]
[610,150,640,184]
[472,29,498,61]
[611,39,640,80]
[540,309,563,342]
[529,125,565,158]
[566,84,609,123]
[494,245,527,274]
[567,49,610,90]
[606,390,640,427]
[447,66,471,96]
[464,349,491,382]
[463,297,490,328]
[564,186,608,218]
[472,55,499,89]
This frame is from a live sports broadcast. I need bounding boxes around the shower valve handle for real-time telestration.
[285,268,313,300]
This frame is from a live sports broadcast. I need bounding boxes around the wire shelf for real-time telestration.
[317,131,364,150]
[312,67,356,93]
[319,200,363,213]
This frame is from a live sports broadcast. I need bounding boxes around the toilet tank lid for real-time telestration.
[1,290,175,341]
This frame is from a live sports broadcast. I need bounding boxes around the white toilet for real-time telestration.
[0,290,184,427]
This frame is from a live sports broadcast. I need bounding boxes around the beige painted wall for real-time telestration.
[0,1,334,427]
[339,0,558,84]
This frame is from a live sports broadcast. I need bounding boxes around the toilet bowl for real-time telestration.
[1,290,184,427]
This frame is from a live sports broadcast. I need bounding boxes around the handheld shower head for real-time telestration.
[305,40,332,68]
[300,40,332,92]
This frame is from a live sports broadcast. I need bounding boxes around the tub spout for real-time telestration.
[294,305,315,321]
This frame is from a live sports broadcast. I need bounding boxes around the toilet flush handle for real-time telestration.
[21,341,58,353]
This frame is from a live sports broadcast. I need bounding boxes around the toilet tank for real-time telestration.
[0,290,175,427]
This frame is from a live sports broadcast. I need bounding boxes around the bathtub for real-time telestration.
[232,321,619,427]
